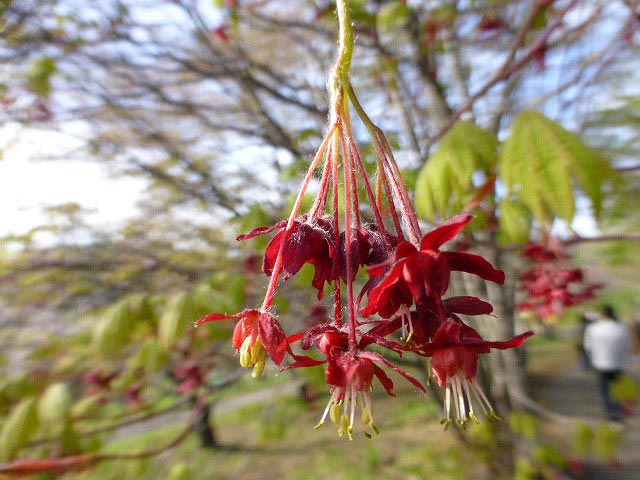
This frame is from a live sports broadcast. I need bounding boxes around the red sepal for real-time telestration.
[257,312,289,366]
[359,351,426,392]
[420,214,472,250]
[444,296,494,315]
[442,251,505,284]
[196,308,257,326]
[236,220,287,241]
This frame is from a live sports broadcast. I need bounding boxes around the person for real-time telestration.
[576,313,594,370]
[583,305,631,421]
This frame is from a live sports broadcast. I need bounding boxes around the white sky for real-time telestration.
[0,123,145,237]
[1,121,598,241]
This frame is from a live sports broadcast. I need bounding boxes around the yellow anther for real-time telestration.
[405,331,415,343]
[239,351,250,368]
[314,420,326,430]
[470,412,480,424]
[362,407,371,425]
[239,337,253,367]
[488,410,502,422]
[251,339,266,363]
[330,403,341,424]
[251,359,265,378]
[440,418,453,431]
[339,414,351,439]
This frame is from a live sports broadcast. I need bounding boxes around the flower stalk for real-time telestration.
[197,0,533,438]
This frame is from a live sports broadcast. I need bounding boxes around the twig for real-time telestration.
[425,0,579,152]
[562,233,640,246]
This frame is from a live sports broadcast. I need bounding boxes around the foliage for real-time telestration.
[0,0,639,478]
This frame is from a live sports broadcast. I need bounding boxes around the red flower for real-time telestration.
[523,243,565,262]
[238,215,338,299]
[175,361,204,393]
[339,223,394,281]
[362,295,494,346]
[315,351,424,439]
[288,324,424,438]
[419,320,533,427]
[361,214,504,319]
[197,309,289,377]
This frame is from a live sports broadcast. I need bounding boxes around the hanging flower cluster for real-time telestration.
[197,0,532,437]
[517,243,601,322]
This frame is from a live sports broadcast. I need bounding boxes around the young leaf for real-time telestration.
[377,1,410,32]
[38,383,73,426]
[27,57,57,97]
[92,301,133,355]
[415,121,498,220]
[500,110,613,224]
[497,198,532,244]
[159,292,199,351]
[0,398,40,461]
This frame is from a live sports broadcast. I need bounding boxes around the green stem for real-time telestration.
[330,0,354,123]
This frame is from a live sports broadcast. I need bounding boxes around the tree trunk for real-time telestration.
[194,402,217,449]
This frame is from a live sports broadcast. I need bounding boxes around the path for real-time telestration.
[111,379,303,440]
[532,354,640,479]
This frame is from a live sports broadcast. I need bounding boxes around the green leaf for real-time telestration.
[131,338,168,373]
[0,398,39,461]
[38,383,72,426]
[572,423,593,457]
[93,301,133,355]
[498,199,533,245]
[128,294,158,325]
[509,411,538,439]
[27,57,57,97]
[167,463,194,480]
[611,375,640,403]
[593,422,623,462]
[377,1,411,32]
[70,396,103,420]
[158,292,199,351]
[533,444,567,469]
[500,110,613,224]
[415,121,498,220]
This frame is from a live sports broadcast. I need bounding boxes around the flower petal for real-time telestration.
[444,296,494,315]
[257,313,289,366]
[420,214,472,250]
[359,351,426,392]
[196,308,258,326]
[372,364,395,396]
[236,219,288,241]
[283,355,326,370]
[442,251,505,284]
[459,331,534,350]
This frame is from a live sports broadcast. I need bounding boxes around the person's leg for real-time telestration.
[601,370,622,421]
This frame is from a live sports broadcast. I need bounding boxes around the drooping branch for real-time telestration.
[426,0,579,153]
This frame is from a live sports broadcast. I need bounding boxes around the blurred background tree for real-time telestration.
[1,0,640,478]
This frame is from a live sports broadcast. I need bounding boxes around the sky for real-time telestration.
[0,122,145,237]
[1,121,599,244]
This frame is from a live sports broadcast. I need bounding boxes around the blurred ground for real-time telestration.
[532,345,640,480]
[62,335,640,480]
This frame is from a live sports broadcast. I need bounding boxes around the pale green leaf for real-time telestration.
[500,110,613,224]
[377,1,410,32]
[0,398,39,461]
[497,198,532,244]
[93,301,133,355]
[158,292,199,351]
[415,121,498,220]
[38,383,72,426]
